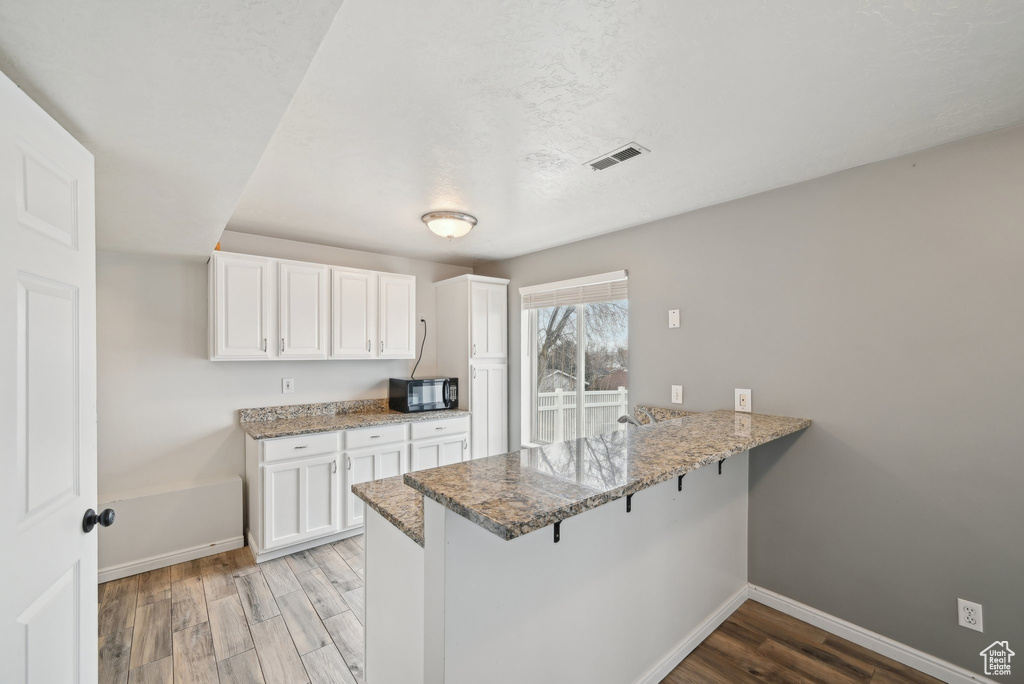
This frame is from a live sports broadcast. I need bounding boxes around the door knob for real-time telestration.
[82,508,116,533]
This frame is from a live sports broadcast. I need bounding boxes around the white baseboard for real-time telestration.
[632,584,750,684]
[98,536,244,583]
[247,527,363,564]
[748,584,995,684]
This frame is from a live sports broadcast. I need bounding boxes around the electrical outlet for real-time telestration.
[671,385,683,404]
[735,388,751,413]
[958,598,983,632]
[668,309,680,328]
[282,378,294,394]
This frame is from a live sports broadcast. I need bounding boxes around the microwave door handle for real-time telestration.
[443,379,450,407]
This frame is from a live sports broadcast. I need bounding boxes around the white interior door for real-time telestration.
[0,71,98,683]
[378,274,416,358]
[331,267,375,358]
[278,261,328,359]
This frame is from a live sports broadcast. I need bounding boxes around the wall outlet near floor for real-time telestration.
[668,309,680,328]
[957,598,983,632]
[282,378,294,394]
[671,385,683,404]
[735,388,751,412]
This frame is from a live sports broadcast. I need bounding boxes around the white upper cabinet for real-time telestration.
[279,261,329,359]
[331,268,376,358]
[470,280,507,359]
[379,273,417,358]
[210,251,416,361]
[211,252,271,359]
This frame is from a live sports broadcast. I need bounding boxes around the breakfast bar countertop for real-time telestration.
[351,476,425,547]
[403,410,810,541]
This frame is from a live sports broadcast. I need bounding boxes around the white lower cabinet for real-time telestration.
[410,434,468,471]
[246,415,470,562]
[342,443,406,530]
[263,452,341,551]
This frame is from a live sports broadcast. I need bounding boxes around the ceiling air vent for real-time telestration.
[584,142,650,171]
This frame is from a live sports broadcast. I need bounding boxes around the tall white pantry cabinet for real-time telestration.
[435,275,510,458]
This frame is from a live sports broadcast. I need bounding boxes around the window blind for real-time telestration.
[521,274,627,310]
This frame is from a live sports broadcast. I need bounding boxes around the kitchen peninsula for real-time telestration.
[354,409,810,684]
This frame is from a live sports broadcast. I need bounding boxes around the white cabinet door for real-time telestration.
[470,281,507,359]
[440,435,469,465]
[410,441,440,472]
[263,453,340,550]
[410,435,468,472]
[378,273,416,358]
[213,252,271,359]
[279,261,329,358]
[343,449,377,530]
[331,267,376,358]
[471,364,508,458]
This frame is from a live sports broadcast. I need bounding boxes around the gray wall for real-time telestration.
[476,124,1024,678]
[97,232,470,498]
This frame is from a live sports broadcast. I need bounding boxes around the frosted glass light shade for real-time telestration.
[422,211,477,239]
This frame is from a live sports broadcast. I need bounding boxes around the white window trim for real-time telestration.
[519,271,628,446]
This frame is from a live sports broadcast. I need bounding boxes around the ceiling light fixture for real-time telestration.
[422,211,477,240]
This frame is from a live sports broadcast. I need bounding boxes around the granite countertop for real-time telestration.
[239,398,470,440]
[403,410,810,541]
[351,476,424,547]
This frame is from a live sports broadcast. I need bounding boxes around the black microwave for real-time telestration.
[389,377,458,413]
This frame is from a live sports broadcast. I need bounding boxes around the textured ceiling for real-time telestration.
[228,0,1024,264]
[0,0,344,258]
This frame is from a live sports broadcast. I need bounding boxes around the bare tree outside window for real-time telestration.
[533,299,628,443]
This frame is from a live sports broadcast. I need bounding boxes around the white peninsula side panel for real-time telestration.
[423,452,750,684]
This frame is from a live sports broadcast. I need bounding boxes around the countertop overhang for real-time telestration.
[402,410,810,541]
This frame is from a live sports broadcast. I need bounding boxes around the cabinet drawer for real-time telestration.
[345,423,407,450]
[263,432,340,463]
[410,416,470,441]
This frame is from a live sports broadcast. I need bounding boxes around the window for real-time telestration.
[520,271,628,445]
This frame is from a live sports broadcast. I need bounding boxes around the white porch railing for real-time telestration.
[535,387,628,443]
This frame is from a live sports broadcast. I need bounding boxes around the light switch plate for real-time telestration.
[671,385,683,404]
[282,378,294,394]
[668,309,680,328]
[735,388,751,413]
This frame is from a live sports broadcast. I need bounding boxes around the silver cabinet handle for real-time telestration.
[380,340,384,354]
[280,337,285,353]
[472,367,477,379]
[333,460,337,473]
[472,343,477,355]
[436,426,447,430]
[370,435,381,439]
[367,340,371,352]
[347,457,351,470]
[293,445,308,450]
[464,439,468,450]
[262,338,267,352]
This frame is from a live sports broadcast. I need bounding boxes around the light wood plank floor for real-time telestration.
[662,600,944,684]
[99,536,365,684]
[102,541,941,684]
